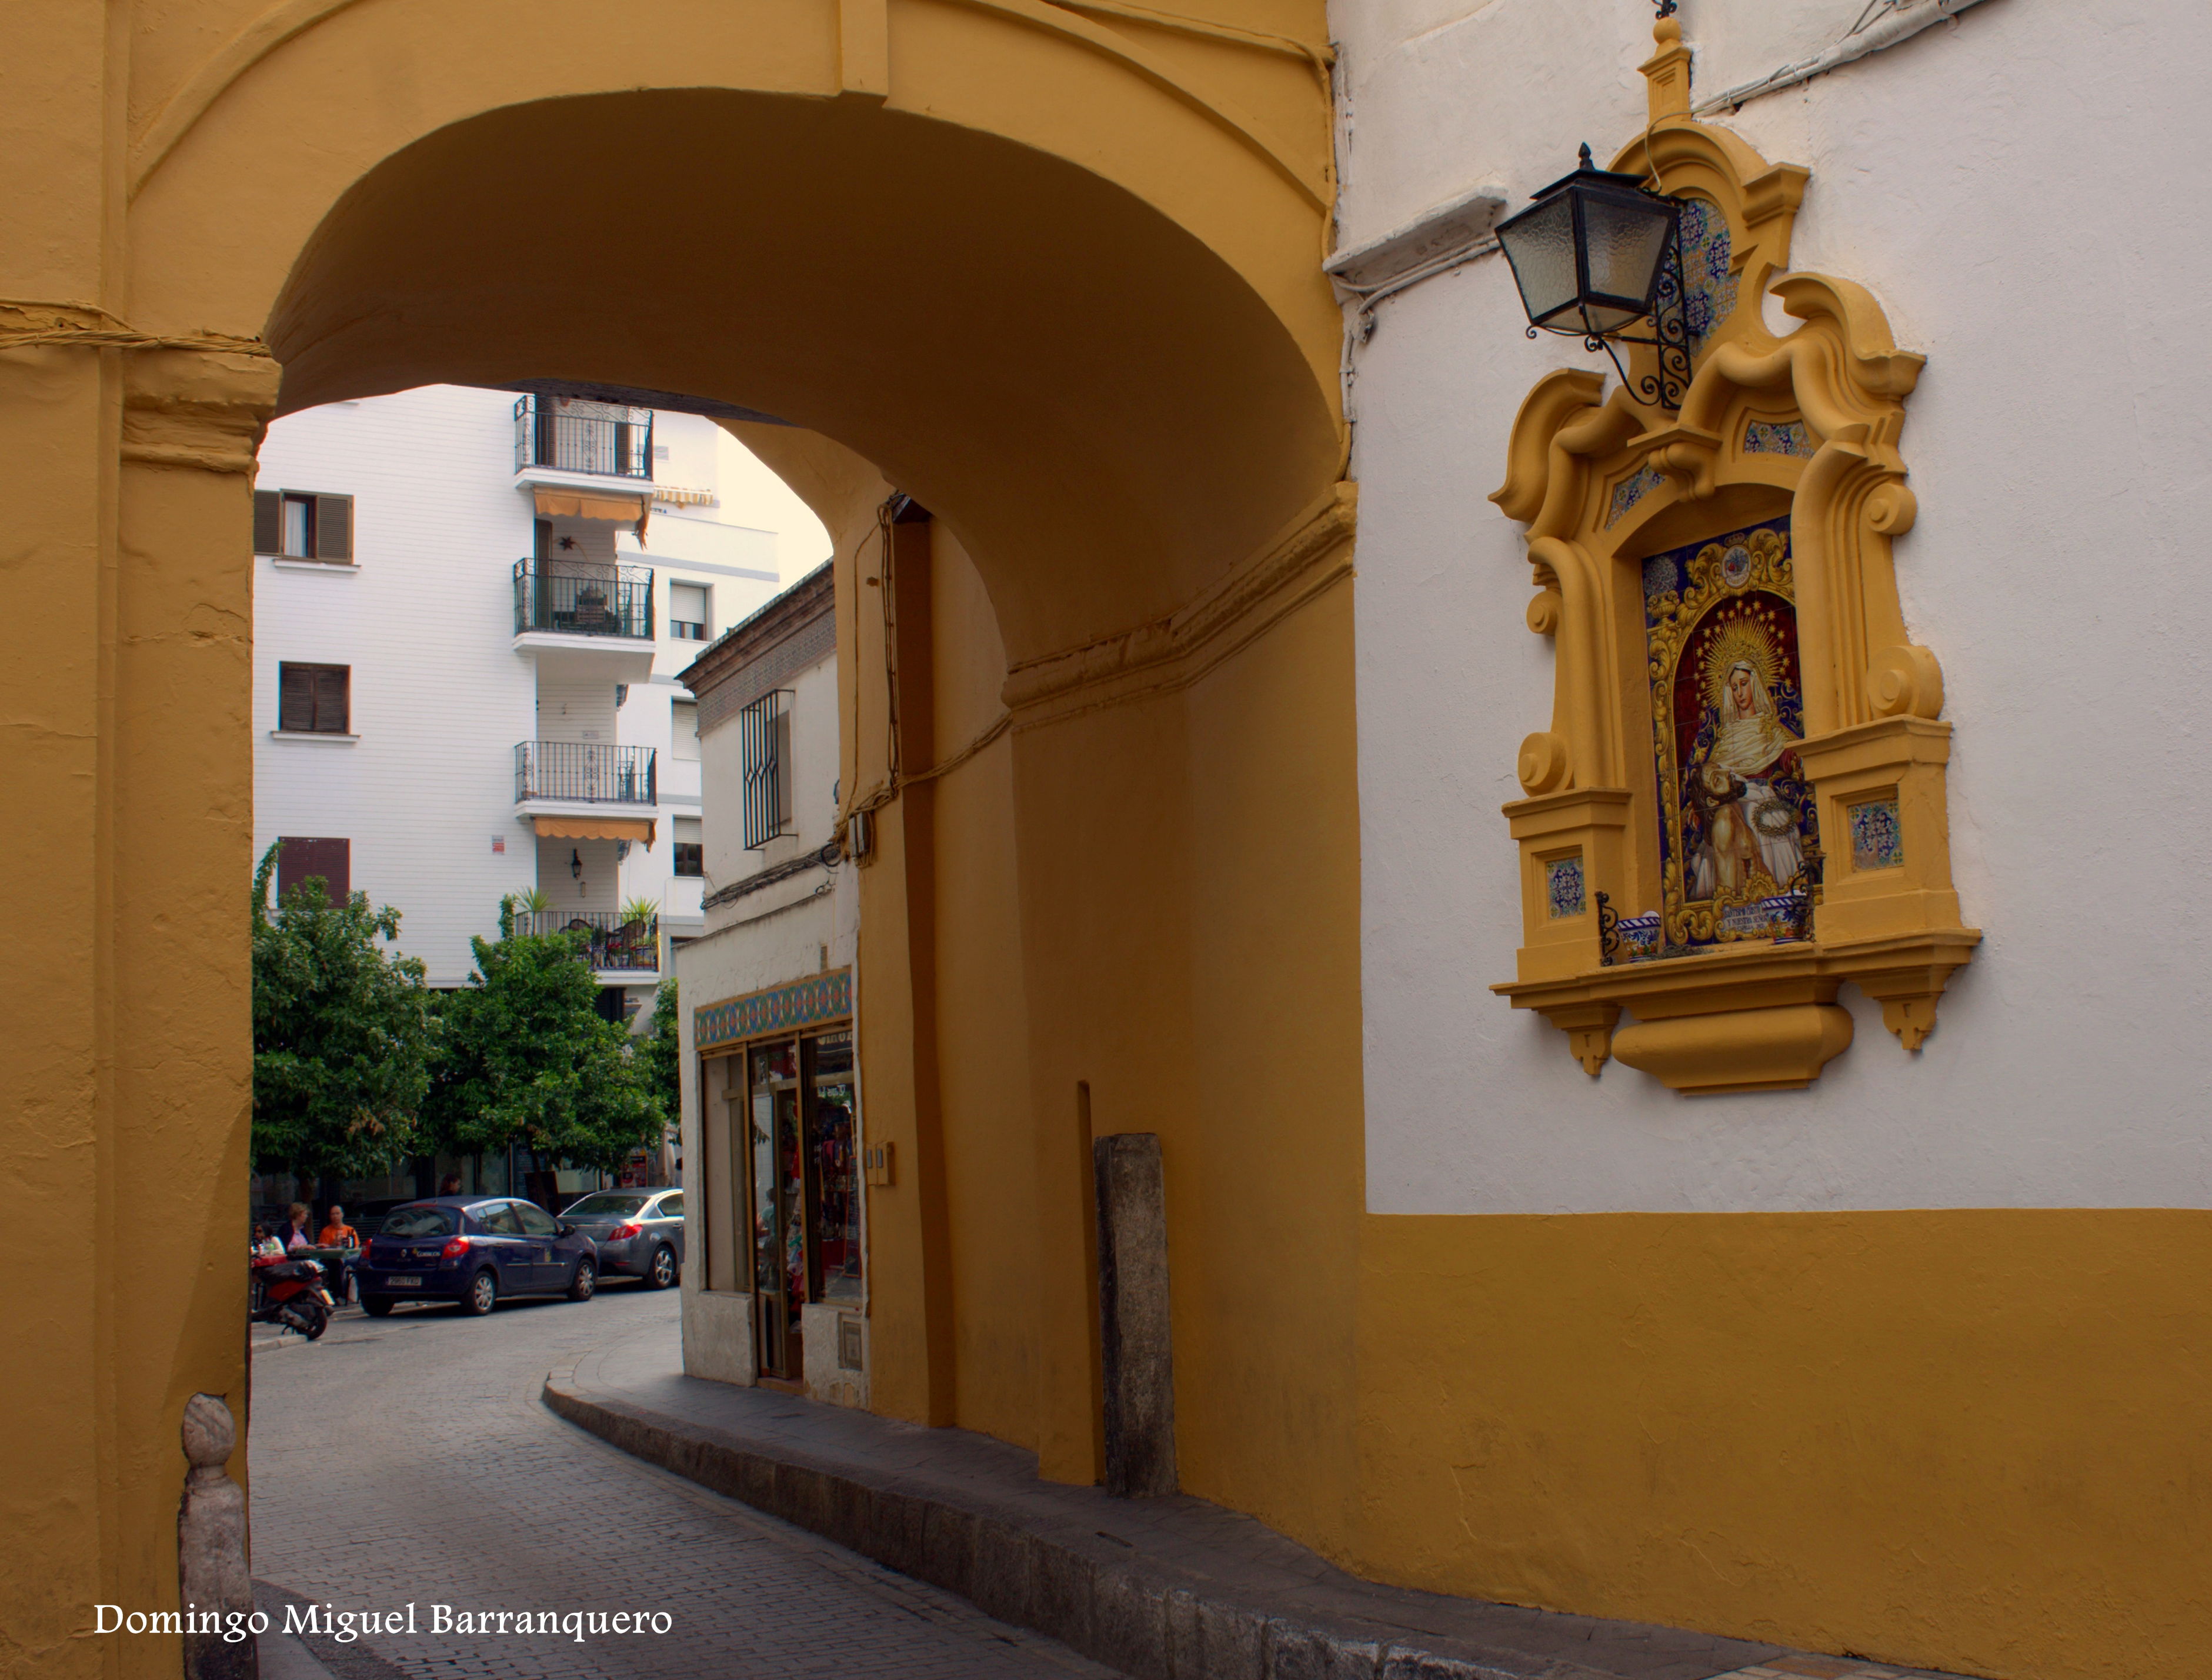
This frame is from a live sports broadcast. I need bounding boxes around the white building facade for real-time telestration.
[669,564,865,1408]
[1328,2,2212,1672]
[252,384,825,1017]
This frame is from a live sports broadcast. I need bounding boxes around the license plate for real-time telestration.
[387,1275,422,1287]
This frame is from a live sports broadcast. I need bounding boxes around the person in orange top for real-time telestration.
[318,1205,362,1306]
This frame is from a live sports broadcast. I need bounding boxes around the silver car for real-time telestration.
[559,1188,685,1289]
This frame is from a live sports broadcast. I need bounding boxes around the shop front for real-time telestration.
[686,969,866,1404]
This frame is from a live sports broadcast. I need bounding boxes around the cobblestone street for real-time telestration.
[249,1285,1122,1679]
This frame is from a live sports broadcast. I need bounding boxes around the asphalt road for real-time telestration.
[248,1281,1122,1679]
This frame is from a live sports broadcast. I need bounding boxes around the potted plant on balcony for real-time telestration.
[618,896,659,968]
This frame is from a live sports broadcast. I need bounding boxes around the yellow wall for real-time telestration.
[15,6,2205,1680]
[7,0,1342,1670]
[1354,1211,2212,1680]
[926,530,1042,1449]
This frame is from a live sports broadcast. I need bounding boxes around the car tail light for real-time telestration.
[441,1236,471,1259]
[610,1222,642,1240]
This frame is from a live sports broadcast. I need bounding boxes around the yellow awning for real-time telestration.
[531,814,655,846]
[532,485,651,542]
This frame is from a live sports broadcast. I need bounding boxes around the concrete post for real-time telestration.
[1092,1132,1177,1496]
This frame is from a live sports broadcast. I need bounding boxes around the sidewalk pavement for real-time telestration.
[543,1338,1975,1680]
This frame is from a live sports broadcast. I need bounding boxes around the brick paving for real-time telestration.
[248,1287,1123,1679]
[550,1329,1979,1680]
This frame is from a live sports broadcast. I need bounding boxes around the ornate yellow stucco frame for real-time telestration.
[1488,19,1979,1094]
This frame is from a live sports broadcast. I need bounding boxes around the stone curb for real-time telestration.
[542,1365,1642,1680]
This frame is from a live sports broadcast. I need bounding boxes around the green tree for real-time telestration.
[251,842,433,1179]
[637,976,682,1124]
[423,900,667,1174]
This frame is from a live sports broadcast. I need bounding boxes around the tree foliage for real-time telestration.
[422,900,668,1174]
[637,976,682,1125]
[251,843,433,1178]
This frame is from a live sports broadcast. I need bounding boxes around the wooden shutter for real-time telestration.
[279,664,314,732]
[313,665,349,732]
[253,491,283,555]
[276,838,351,905]
[315,494,353,562]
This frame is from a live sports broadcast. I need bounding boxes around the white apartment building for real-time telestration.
[252,382,828,1024]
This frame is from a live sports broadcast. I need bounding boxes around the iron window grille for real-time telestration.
[278,662,350,733]
[740,691,795,849]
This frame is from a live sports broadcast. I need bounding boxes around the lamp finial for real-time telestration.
[1578,142,1594,171]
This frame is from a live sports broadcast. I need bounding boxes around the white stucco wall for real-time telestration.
[256,392,830,997]
[613,418,830,976]
[253,386,538,985]
[1339,0,2212,1212]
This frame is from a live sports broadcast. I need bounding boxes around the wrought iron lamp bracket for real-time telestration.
[1521,216,1690,412]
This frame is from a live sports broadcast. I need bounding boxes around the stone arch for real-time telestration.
[14,2,1366,1659]
[123,0,1344,658]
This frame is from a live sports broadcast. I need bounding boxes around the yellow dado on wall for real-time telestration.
[1354,1210,2212,1680]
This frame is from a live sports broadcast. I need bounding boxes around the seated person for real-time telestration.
[276,1202,314,1250]
[318,1205,361,1249]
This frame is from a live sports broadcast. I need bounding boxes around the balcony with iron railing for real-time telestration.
[514,742,657,807]
[513,909,660,975]
[514,395,655,479]
[513,561,653,640]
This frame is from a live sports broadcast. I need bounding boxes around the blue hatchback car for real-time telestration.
[356,1196,598,1317]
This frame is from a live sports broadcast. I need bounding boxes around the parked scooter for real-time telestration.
[251,1252,333,1341]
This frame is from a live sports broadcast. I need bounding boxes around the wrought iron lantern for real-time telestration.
[1496,143,1689,408]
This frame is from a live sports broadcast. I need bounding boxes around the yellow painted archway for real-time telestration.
[4,2,1360,1672]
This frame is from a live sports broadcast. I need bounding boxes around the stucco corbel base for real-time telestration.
[1497,926,1980,1092]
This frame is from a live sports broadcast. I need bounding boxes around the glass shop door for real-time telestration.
[805,1032,862,1307]
[748,1040,806,1379]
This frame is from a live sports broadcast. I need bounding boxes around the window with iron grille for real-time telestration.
[740,692,793,849]
[278,662,351,733]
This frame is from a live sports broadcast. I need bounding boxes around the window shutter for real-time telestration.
[277,838,351,905]
[315,494,353,562]
[253,491,283,555]
[313,666,350,732]
[279,665,313,732]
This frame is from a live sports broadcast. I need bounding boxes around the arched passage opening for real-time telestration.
[263,87,1340,658]
[22,5,1369,1662]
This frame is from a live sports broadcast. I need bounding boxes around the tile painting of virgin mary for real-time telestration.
[1676,602,1814,902]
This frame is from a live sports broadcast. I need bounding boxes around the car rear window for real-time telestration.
[564,1194,650,1218]
[379,1206,456,1238]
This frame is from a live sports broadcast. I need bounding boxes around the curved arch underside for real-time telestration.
[276,92,1334,659]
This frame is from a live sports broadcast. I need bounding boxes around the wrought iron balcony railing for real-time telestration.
[513,560,653,639]
[514,741,657,806]
[513,909,660,973]
[513,395,654,479]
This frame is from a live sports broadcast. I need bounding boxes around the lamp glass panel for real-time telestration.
[1497,195,1579,326]
[1582,193,1675,312]
[1577,301,1646,335]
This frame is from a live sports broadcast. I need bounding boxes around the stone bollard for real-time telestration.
[1093,1132,1179,1498]
[178,1393,258,1679]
